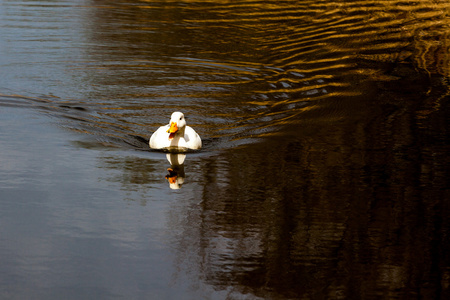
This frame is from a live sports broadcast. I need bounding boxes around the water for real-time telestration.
[1,0,449,299]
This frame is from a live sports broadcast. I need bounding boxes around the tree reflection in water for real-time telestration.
[171,68,449,299]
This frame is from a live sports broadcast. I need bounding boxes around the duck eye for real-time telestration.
[180,117,183,120]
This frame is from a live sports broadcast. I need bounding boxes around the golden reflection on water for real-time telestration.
[8,0,442,149]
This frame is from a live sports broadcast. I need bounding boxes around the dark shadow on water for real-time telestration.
[172,68,450,299]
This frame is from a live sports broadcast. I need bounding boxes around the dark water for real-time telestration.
[1,0,449,299]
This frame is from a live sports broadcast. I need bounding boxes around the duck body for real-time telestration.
[149,112,202,151]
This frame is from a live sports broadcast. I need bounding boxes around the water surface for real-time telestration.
[1,0,449,299]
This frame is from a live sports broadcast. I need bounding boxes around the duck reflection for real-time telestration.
[165,153,185,189]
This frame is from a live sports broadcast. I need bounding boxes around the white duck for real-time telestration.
[149,112,202,151]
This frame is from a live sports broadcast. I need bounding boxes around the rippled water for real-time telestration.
[1,0,449,299]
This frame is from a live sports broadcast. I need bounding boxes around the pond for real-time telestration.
[0,0,449,299]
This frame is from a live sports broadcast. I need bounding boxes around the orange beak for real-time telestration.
[165,168,178,184]
[167,122,178,140]
[167,176,177,184]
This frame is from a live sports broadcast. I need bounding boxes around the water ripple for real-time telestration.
[1,0,449,150]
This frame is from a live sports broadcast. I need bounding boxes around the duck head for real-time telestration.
[167,111,186,140]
